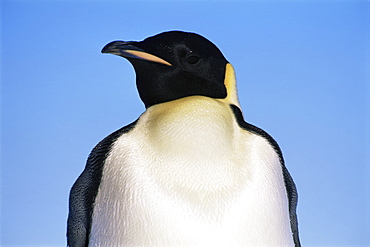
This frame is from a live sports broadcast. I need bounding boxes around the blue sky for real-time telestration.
[2,1,369,246]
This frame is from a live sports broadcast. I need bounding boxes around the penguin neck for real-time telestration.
[140,96,238,158]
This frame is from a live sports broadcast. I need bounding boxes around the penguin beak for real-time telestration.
[101,41,172,66]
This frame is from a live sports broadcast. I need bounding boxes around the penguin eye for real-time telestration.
[186,54,200,65]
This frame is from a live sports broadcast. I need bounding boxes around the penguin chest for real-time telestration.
[89,98,293,246]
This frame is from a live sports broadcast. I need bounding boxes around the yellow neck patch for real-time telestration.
[219,63,241,109]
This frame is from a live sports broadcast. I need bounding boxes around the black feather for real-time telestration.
[67,120,137,247]
[230,104,301,247]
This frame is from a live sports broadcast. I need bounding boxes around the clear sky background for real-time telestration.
[1,1,369,246]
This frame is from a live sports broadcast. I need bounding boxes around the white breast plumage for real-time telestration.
[89,96,293,246]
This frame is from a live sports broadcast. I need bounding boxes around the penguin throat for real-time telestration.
[143,96,236,158]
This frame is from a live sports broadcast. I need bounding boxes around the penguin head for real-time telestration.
[102,31,239,108]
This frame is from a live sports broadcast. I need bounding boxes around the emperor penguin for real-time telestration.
[67,31,300,247]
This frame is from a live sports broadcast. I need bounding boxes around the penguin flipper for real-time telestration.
[67,169,94,247]
[229,105,300,247]
[67,120,138,247]
[282,165,301,247]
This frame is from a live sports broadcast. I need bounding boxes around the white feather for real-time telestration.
[90,96,294,246]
